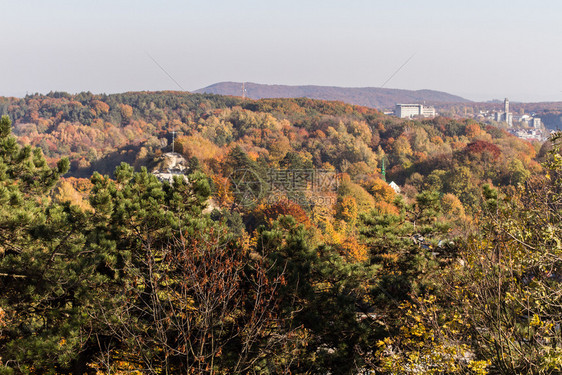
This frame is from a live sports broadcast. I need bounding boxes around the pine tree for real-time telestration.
[0,115,98,373]
[86,164,292,373]
[257,215,376,374]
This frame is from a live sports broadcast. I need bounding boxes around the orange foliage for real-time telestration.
[119,103,133,119]
[212,175,234,207]
[450,140,467,151]
[430,136,444,144]
[370,178,396,203]
[247,151,259,161]
[373,201,399,215]
[69,177,94,193]
[0,306,5,330]
[297,128,309,139]
[261,201,312,228]
[386,137,395,148]
[465,123,482,138]
[91,100,110,115]
[315,130,326,139]
[176,134,221,161]
[413,151,428,161]
[340,237,368,263]
[355,106,375,115]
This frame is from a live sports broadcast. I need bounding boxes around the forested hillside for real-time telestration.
[1,92,560,374]
[195,82,469,109]
[0,91,539,195]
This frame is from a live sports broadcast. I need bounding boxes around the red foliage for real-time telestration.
[464,140,501,159]
[261,201,312,228]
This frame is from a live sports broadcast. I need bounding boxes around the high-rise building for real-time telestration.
[504,98,513,127]
[494,98,513,127]
[395,104,436,118]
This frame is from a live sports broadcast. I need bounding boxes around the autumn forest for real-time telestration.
[1,91,561,374]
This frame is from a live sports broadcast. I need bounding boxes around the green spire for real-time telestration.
[381,157,386,182]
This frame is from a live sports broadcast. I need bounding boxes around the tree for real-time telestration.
[86,164,294,374]
[452,136,562,374]
[0,116,99,373]
[359,190,458,371]
[387,133,562,375]
[370,178,396,204]
[375,294,490,375]
[258,216,376,374]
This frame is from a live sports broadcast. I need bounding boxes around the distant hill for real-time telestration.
[194,82,470,109]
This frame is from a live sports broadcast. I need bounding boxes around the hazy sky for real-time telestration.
[2,0,562,102]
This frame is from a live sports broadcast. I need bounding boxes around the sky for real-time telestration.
[2,0,562,102]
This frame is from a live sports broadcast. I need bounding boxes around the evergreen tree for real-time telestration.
[359,191,457,370]
[0,115,98,373]
[87,164,290,373]
[258,215,376,374]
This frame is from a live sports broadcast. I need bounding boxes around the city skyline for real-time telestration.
[2,0,562,102]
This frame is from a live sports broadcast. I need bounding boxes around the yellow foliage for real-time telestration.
[53,178,92,211]
[176,134,221,161]
[324,220,343,245]
[336,195,358,224]
[530,313,542,327]
[370,178,396,203]
[269,136,291,162]
[442,193,465,218]
[377,298,489,375]
[338,177,376,214]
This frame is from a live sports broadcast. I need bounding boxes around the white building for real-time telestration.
[494,98,513,127]
[510,128,546,142]
[531,117,542,129]
[515,114,543,129]
[389,181,401,194]
[395,104,436,118]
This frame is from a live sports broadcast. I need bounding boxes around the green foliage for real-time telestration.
[258,216,376,374]
[0,116,93,373]
[359,190,462,370]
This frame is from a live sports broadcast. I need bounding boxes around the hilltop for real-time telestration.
[194,82,470,109]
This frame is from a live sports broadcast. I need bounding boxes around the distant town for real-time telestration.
[391,98,550,142]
